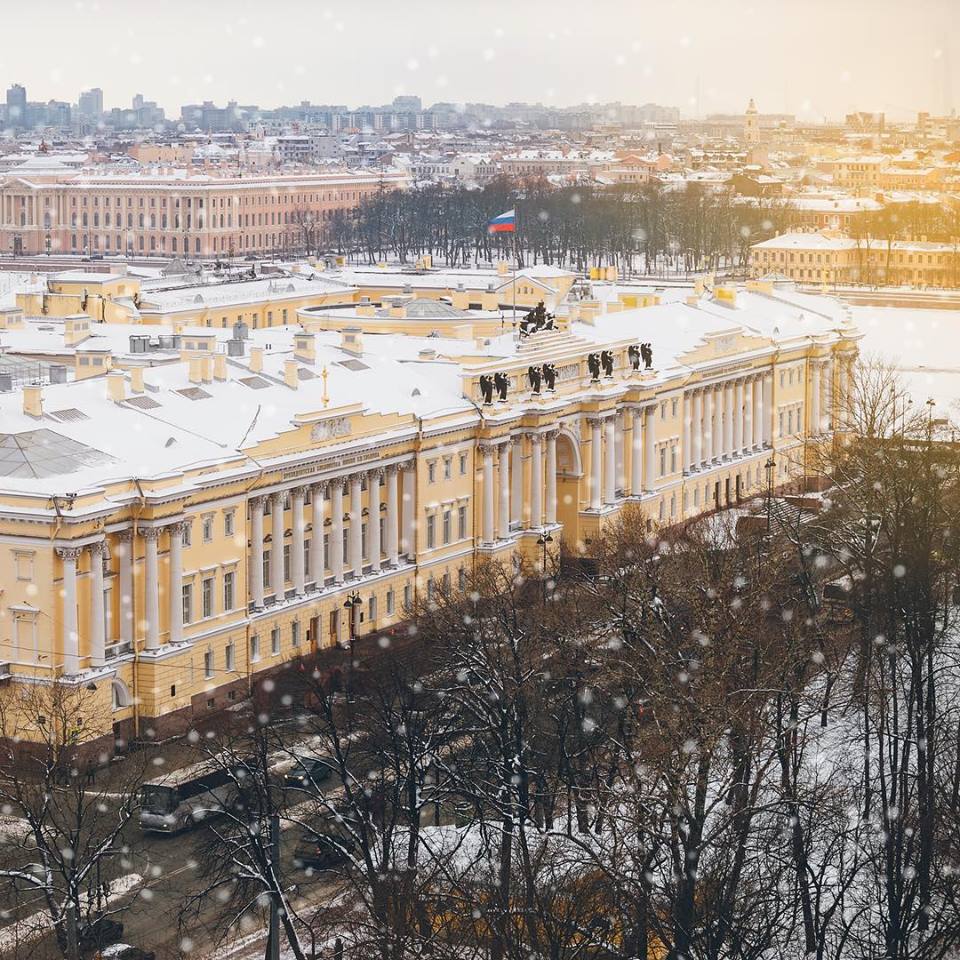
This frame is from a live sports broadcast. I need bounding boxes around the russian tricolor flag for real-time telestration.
[487,209,516,234]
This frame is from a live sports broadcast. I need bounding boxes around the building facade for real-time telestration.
[0,162,407,258]
[0,280,859,746]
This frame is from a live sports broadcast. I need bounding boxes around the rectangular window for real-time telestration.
[291,620,300,647]
[459,452,468,475]
[386,589,395,615]
[404,584,412,609]
[283,544,291,583]
[458,505,467,540]
[369,595,377,622]
[224,510,235,537]
[443,457,452,480]
[428,462,436,483]
[182,583,193,624]
[224,571,235,610]
[443,509,451,545]
[271,627,280,656]
[263,550,270,590]
[202,577,214,618]
[204,650,214,679]
[250,634,260,662]
[426,515,436,549]
[225,642,235,672]
[181,522,192,547]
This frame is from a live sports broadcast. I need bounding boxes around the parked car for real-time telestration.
[283,756,334,791]
[292,830,355,871]
[98,943,156,960]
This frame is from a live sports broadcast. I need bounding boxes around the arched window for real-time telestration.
[111,679,131,711]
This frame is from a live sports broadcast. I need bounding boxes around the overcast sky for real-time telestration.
[3,0,958,120]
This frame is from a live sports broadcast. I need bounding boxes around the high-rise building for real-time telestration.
[78,87,103,119]
[6,84,27,128]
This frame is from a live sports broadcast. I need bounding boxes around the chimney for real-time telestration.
[213,353,228,381]
[294,332,316,363]
[23,383,43,418]
[201,356,213,383]
[341,327,364,356]
[497,260,509,276]
[451,288,470,310]
[106,370,126,403]
[130,367,145,393]
[284,359,299,389]
[686,295,700,307]
[188,356,204,384]
[250,346,264,373]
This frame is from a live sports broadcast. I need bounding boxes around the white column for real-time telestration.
[692,391,702,470]
[590,419,603,510]
[712,386,722,461]
[118,530,134,650]
[630,410,643,496]
[482,444,495,544]
[723,383,734,458]
[89,541,105,668]
[614,414,625,493]
[250,496,265,607]
[753,377,763,449]
[703,390,714,463]
[385,466,399,565]
[810,362,822,435]
[743,379,754,454]
[603,417,616,505]
[331,480,345,583]
[822,359,832,432]
[734,380,744,455]
[349,475,363,577]
[511,436,523,527]
[763,374,773,445]
[545,431,557,525]
[58,546,81,674]
[644,406,656,493]
[401,464,416,560]
[530,433,544,528]
[498,441,511,538]
[143,528,160,651]
[683,393,693,473]
[291,486,306,595]
[311,483,326,588]
[368,470,382,573]
[271,491,285,599]
[168,522,183,645]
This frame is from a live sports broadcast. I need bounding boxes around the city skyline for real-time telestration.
[2,0,958,122]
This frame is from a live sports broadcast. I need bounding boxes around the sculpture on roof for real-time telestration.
[587,352,601,383]
[628,344,641,371]
[528,365,542,395]
[601,350,614,378]
[641,342,653,369]
[494,371,509,402]
[479,374,494,405]
[518,299,556,338]
[542,362,557,392]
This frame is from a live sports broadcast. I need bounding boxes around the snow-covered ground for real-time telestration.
[851,305,960,420]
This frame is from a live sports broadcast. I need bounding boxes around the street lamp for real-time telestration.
[764,455,776,535]
[342,592,362,699]
[536,530,553,602]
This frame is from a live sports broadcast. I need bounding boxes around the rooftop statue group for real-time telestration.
[518,300,556,337]
[479,341,653,404]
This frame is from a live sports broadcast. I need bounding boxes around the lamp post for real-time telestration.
[343,591,361,700]
[536,530,553,603]
[764,455,776,535]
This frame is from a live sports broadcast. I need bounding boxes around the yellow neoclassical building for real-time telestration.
[0,276,860,747]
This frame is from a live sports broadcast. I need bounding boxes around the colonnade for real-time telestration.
[685,372,772,474]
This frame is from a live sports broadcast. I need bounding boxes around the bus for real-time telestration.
[139,756,246,833]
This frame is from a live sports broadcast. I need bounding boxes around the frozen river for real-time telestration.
[850,305,960,422]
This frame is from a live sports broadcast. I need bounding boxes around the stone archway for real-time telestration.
[111,678,132,711]
[555,428,582,546]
